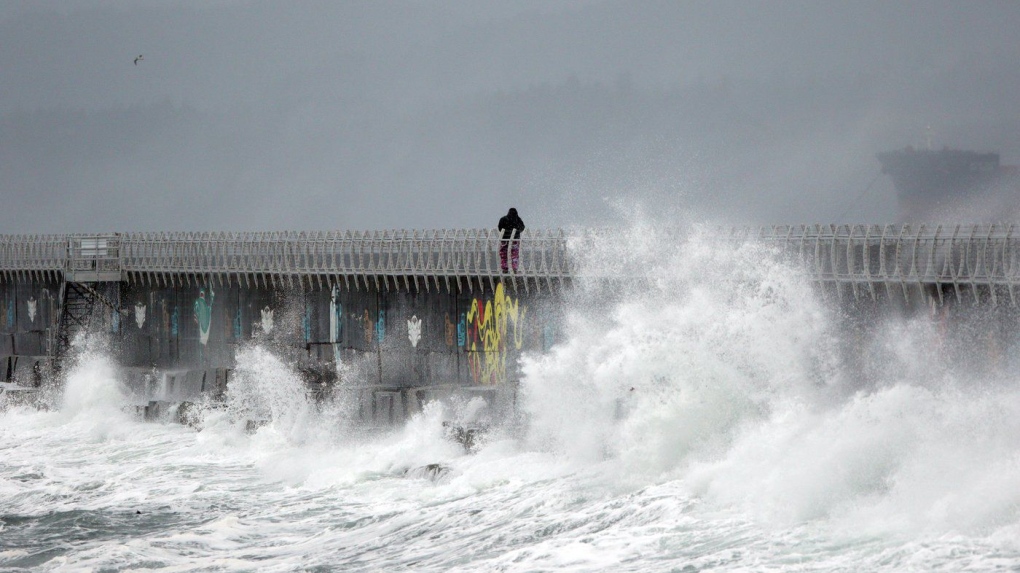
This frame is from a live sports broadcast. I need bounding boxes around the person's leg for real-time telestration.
[511,242,520,271]
[499,241,508,272]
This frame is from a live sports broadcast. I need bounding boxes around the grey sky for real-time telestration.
[2,1,1019,232]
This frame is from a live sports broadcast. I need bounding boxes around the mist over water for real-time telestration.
[3,227,1020,571]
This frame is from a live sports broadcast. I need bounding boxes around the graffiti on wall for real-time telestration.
[161,301,178,337]
[445,315,455,347]
[27,297,37,323]
[135,302,146,328]
[260,306,274,334]
[466,283,527,385]
[329,286,342,343]
[330,286,342,363]
[408,315,422,347]
[194,287,215,345]
[457,312,466,347]
[362,310,373,344]
[362,309,385,345]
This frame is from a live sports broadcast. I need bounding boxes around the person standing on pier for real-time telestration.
[498,208,526,273]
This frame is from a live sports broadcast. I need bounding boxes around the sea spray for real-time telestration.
[523,224,1020,548]
[225,344,317,443]
[521,227,841,470]
[206,342,468,488]
[57,347,131,432]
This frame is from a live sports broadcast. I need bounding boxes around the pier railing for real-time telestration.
[0,230,574,291]
[729,223,1020,304]
[2,225,1020,301]
[0,234,68,276]
[117,229,572,291]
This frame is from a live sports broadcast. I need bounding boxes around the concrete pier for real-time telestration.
[2,224,1019,423]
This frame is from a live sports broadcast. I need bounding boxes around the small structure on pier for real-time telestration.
[878,147,1020,221]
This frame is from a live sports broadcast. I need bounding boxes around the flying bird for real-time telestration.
[134,55,143,65]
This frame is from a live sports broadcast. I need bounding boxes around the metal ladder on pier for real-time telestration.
[50,234,126,367]
[53,281,122,366]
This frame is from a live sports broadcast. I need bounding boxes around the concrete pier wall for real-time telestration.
[0,278,60,384]
[114,280,560,385]
[0,277,563,423]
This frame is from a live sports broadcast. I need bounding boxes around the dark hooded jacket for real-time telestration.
[498,208,526,241]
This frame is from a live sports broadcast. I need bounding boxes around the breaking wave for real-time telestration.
[522,224,1020,544]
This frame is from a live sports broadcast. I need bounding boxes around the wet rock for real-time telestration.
[144,400,170,422]
[406,463,451,482]
[176,401,203,428]
[245,419,269,434]
[442,422,488,453]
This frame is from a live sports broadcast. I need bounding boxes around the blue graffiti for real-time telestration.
[234,307,242,339]
[457,312,466,347]
[5,296,13,329]
[171,305,179,336]
[112,309,120,333]
[376,309,386,343]
[330,286,343,344]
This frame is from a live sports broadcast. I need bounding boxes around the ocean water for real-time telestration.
[3,229,1020,572]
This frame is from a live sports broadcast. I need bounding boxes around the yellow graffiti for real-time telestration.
[466,283,526,385]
